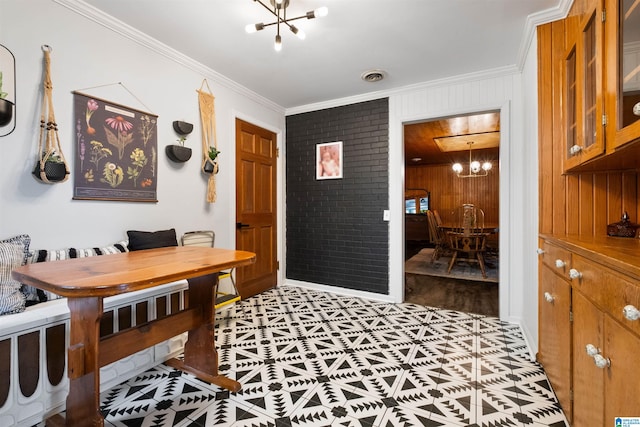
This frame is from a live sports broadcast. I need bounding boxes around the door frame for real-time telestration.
[391,101,511,320]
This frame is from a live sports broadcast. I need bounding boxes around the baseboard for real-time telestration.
[282,279,395,303]
[515,317,538,361]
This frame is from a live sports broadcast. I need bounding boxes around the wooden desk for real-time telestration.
[12,246,256,427]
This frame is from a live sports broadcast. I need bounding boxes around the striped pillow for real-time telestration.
[0,243,27,315]
[22,240,129,304]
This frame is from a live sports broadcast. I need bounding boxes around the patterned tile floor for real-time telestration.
[72,286,569,426]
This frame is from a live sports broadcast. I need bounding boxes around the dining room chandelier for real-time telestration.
[452,141,493,178]
[245,0,328,52]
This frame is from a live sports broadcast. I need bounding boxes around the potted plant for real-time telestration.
[32,151,68,182]
[0,71,14,127]
[166,136,193,162]
[203,146,221,173]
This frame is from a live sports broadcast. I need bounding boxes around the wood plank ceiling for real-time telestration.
[404,111,500,166]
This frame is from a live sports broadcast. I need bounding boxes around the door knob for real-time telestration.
[236,222,250,229]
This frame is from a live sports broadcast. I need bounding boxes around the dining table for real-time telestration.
[439,223,499,234]
[11,246,256,427]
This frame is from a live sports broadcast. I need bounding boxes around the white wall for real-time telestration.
[520,31,541,355]
[0,0,285,253]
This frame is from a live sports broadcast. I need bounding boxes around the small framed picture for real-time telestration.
[316,141,343,180]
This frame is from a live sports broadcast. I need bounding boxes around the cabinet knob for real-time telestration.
[544,292,555,303]
[536,248,545,255]
[623,305,640,321]
[555,259,566,268]
[585,343,600,357]
[569,144,583,155]
[569,268,582,280]
[593,353,611,369]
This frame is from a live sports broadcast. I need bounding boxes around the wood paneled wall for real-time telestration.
[538,22,640,236]
[406,164,499,225]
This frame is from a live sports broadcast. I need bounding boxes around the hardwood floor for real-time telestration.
[404,241,499,317]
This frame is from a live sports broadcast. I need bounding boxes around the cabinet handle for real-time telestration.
[585,343,600,357]
[555,259,566,268]
[544,292,554,303]
[623,305,640,321]
[569,144,583,155]
[569,268,582,280]
[536,248,545,255]
[593,353,611,369]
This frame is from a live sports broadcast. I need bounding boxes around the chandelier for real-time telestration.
[452,141,493,178]
[245,0,328,52]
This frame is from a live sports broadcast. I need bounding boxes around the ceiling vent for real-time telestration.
[361,70,385,83]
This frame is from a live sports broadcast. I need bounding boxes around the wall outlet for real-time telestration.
[383,210,390,221]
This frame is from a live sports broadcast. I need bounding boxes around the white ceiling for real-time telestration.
[81,0,564,110]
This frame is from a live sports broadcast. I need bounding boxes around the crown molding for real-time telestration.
[515,0,573,71]
[53,0,285,115]
[285,65,520,116]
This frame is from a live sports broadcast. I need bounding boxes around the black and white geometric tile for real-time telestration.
[71,286,570,426]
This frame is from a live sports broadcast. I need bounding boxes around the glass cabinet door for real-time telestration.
[606,0,640,149]
[565,0,606,171]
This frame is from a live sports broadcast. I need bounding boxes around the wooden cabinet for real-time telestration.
[571,258,640,425]
[538,236,640,426]
[538,244,573,420]
[538,0,640,423]
[405,213,430,242]
[561,0,640,172]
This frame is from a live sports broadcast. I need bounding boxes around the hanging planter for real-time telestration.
[166,120,193,163]
[166,141,192,162]
[32,153,68,182]
[197,80,219,202]
[32,45,70,184]
[0,98,13,127]
[0,44,17,136]
[202,146,220,174]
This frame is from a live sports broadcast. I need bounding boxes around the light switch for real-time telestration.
[383,210,390,221]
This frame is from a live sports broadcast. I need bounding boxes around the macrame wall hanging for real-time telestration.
[32,45,70,184]
[197,79,220,203]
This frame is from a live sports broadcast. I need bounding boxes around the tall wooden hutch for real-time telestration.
[537,0,640,424]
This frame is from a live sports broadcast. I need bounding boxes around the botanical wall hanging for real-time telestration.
[72,92,158,202]
[197,79,220,203]
[33,45,70,184]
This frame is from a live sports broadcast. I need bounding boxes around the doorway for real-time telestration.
[403,111,500,316]
[235,118,278,298]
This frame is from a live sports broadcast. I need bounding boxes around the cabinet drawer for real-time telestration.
[572,254,640,338]
[540,241,572,277]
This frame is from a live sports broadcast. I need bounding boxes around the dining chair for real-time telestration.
[446,231,488,278]
[181,230,240,309]
[451,204,485,235]
[426,210,449,262]
[447,205,488,278]
[433,209,443,227]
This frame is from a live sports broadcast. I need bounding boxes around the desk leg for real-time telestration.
[47,297,104,427]
[166,273,241,392]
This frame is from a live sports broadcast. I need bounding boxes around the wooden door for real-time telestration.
[572,291,604,427]
[538,266,573,421]
[235,118,277,298]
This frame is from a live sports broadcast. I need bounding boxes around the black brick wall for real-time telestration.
[285,98,389,294]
